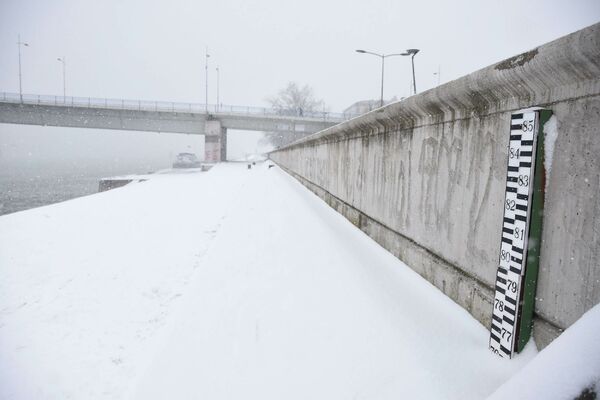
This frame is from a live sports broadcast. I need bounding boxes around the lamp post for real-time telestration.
[17,34,29,103]
[433,65,441,86]
[216,66,220,111]
[57,56,66,101]
[355,49,404,108]
[205,48,210,113]
[401,49,420,95]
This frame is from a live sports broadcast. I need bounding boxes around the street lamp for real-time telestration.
[17,34,29,103]
[205,48,210,113]
[57,57,66,101]
[433,65,441,86]
[355,49,404,107]
[401,48,420,95]
[216,66,220,111]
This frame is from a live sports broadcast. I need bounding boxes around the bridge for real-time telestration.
[0,23,599,400]
[0,92,357,162]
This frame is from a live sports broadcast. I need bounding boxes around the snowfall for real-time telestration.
[0,162,598,399]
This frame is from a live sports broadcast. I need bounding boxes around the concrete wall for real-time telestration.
[270,23,600,348]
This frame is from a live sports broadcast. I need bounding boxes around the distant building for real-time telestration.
[343,97,398,117]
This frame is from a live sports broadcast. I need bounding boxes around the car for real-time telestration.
[172,153,202,168]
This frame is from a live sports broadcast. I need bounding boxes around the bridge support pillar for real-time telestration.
[205,135,220,163]
[220,127,227,161]
[204,120,227,163]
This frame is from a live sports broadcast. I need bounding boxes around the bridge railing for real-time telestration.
[0,92,361,122]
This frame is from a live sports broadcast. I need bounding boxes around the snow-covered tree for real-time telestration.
[261,82,327,148]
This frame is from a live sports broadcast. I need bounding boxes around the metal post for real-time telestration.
[379,56,385,107]
[434,65,441,86]
[205,48,210,113]
[18,36,22,103]
[216,66,220,111]
[516,109,553,353]
[399,49,420,96]
[57,57,66,101]
[411,54,417,95]
[356,50,405,108]
[17,35,29,104]
[63,58,66,100]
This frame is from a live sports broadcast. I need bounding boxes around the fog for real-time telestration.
[1,1,600,397]
[0,124,267,169]
[0,0,599,187]
[1,0,599,107]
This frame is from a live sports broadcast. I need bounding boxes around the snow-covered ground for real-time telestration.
[488,302,600,400]
[0,162,538,399]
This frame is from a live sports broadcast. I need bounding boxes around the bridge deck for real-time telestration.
[0,92,356,135]
[0,163,534,399]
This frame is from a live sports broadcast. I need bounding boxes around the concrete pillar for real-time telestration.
[220,127,227,161]
[204,135,221,163]
[204,120,226,163]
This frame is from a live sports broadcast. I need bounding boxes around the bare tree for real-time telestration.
[260,82,327,148]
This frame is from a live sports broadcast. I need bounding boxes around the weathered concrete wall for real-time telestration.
[270,23,600,348]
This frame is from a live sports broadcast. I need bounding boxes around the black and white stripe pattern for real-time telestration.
[489,111,539,358]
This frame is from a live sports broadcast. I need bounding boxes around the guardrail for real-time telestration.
[0,92,360,122]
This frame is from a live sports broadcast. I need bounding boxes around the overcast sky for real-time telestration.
[0,0,598,167]
[1,0,599,110]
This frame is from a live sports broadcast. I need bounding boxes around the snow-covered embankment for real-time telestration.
[1,163,537,399]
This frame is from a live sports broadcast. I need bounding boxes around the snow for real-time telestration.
[487,303,600,400]
[100,167,206,181]
[1,163,535,399]
[543,115,558,180]
[231,153,268,163]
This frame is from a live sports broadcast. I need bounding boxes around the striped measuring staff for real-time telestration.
[489,109,543,358]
